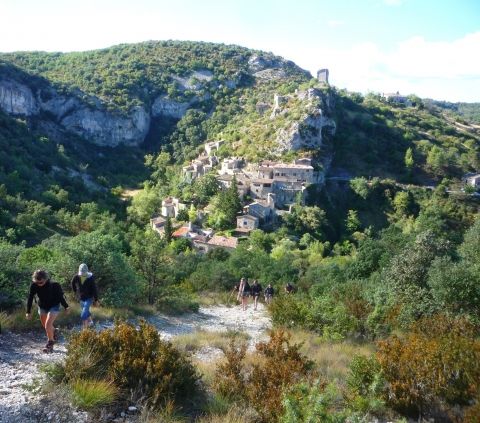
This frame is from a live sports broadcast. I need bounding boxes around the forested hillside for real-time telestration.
[0,41,479,422]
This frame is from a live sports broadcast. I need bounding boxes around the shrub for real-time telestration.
[64,320,200,409]
[281,381,347,423]
[346,355,385,415]
[214,340,247,401]
[376,315,480,416]
[215,330,315,423]
[70,379,118,410]
[269,295,309,328]
[156,285,199,314]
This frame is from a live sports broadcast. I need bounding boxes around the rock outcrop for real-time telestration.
[151,96,192,119]
[0,79,39,116]
[274,88,336,153]
[0,77,151,147]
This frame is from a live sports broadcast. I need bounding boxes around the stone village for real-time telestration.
[150,139,321,253]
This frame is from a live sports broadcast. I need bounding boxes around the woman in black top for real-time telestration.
[71,263,98,329]
[237,277,251,311]
[251,280,263,311]
[26,269,69,353]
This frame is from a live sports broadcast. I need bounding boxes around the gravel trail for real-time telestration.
[0,303,271,422]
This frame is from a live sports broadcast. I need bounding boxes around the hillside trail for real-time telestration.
[0,303,271,422]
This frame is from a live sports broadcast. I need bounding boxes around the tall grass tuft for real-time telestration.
[70,379,118,410]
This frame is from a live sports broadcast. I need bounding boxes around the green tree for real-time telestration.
[350,177,370,200]
[130,229,167,305]
[404,147,414,176]
[346,209,361,233]
[164,216,173,243]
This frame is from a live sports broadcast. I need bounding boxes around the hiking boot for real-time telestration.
[42,340,54,353]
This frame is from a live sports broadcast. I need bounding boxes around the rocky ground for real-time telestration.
[0,303,271,423]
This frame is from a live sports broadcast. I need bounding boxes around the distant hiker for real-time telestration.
[251,280,263,310]
[284,282,295,294]
[264,283,274,304]
[237,277,251,311]
[71,263,98,329]
[26,269,69,353]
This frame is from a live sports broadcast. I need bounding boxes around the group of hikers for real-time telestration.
[25,265,296,352]
[232,278,295,311]
[26,263,98,353]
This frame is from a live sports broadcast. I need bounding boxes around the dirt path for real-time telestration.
[0,304,271,422]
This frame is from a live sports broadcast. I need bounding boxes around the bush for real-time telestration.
[70,379,118,410]
[376,315,480,416]
[281,381,347,423]
[269,295,309,328]
[215,340,247,401]
[346,355,385,415]
[156,285,199,314]
[215,329,315,422]
[64,320,200,409]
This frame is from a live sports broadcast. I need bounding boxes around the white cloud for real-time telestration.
[294,32,480,102]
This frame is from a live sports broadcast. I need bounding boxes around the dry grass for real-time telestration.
[289,329,375,381]
[195,404,257,423]
[2,303,154,332]
[70,379,118,410]
[172,330,249,354]
[196,291,238,307]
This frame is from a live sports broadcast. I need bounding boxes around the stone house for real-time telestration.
[220,157,244,175]
[182,156,218,181]
[245,193,276,222]
[272,179,307,207]
[250,178,274,199]
[150,216,166,235]
[236,214,259,233]
[161,197,186,218]
[271,163,315,184]
[464,173,480,188]
[204,140,224,156]
[382,92,412,106]
[217,173,250,198]
[194,235,238,253]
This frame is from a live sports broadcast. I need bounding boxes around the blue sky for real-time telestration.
[1,0,479,101]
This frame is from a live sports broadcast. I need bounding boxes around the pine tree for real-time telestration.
[164,216,173,243]
[405,147,414,175]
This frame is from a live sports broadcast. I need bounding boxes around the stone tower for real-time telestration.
[316,68,329,84]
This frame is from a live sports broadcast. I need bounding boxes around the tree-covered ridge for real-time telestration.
[0,41,309,111]
[427,99,480,125]
[332,91,480,181]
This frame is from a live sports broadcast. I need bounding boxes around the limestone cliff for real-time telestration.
[0,77,150,147]
[273,88,336,153]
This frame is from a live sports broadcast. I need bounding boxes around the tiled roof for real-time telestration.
[237,214,259,222]
[207,235,238,249]
[172,226,190,238]
[150,216,166,227]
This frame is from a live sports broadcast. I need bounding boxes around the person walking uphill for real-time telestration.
[71,263,98,329]
[251,280,263,311]
[237,277,251,311]
[26,269,69,353]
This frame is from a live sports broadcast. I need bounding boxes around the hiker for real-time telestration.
[284,282,295,294]
[237,277,251,311]
[264,283,274,304]
[26,269,69,353]
[71,263,98,329]
[251,280,263,310]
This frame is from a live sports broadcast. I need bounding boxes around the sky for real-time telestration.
[1,0,479,102]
